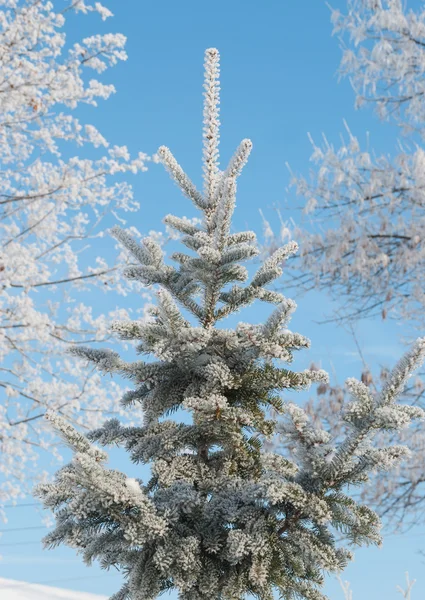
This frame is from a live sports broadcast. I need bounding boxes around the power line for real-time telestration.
[0,525,47,533]
[0,573,117,590]
[0,540,41,547]
[3,502,40,508]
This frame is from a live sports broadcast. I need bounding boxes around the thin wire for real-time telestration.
[0,573,117,590]
[0,525,47,533]
[0,540,41,547]
[3,502,40,508]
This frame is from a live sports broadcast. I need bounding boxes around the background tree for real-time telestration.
[266,0,425,326]
[36,48,425,600]
[337,572,415,600]
[262,0,425,531]
[0,0,155,515]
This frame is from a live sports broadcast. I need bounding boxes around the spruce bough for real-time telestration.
[36,49,425,600]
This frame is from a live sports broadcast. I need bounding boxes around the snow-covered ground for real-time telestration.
[0,579,107,600]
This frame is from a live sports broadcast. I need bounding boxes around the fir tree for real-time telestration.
[36,49,425,600]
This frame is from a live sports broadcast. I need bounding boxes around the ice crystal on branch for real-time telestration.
[36,49,425,600]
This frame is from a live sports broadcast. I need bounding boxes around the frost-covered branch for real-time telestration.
[331,0,425,136]
[296,356,425,532]
[269,130,425,327]
[260,0,425,532]
[0,0,155,511]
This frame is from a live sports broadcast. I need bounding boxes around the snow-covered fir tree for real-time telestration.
[36,49,425,600]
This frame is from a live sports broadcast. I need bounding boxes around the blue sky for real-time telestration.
[1,1,425,599]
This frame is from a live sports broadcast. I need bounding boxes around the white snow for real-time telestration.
[0,578,107,600]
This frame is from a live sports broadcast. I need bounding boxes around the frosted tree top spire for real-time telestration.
[158,48,252,217]
[203,48,221,200]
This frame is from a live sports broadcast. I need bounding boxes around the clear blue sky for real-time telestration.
[1,1,425,599]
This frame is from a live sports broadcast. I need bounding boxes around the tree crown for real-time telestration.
[36,48,425,600]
